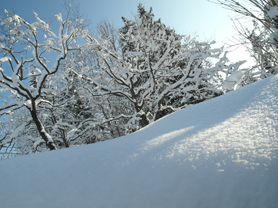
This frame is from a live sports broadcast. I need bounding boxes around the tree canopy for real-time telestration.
[0,3,249,158]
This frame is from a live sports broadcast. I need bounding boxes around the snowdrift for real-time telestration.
[1,75,278,208]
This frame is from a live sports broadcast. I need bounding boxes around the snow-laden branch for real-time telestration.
[0,9,87,151]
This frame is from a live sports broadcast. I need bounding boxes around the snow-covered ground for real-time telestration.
[1,75,278,208]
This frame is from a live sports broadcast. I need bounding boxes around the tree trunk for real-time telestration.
[30,108,57,150]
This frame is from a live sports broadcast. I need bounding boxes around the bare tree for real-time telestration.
[210,0,276,30]
[0,7,87,151]
[210,0,278,81]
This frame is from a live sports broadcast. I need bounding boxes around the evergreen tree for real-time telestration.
[84,4,243,132]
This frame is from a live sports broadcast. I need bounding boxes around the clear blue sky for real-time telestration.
[0,0,250,63]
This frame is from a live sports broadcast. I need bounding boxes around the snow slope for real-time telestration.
[1,75,278,208]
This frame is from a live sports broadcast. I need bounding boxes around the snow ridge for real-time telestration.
[0,75,278,208]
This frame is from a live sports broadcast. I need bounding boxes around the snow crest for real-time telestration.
[0,75,278,208]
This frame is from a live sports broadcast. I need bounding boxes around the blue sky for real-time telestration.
[0,0,250,63]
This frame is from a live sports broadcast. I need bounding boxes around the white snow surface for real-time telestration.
[1,75,278,208]
[268,6,278,19]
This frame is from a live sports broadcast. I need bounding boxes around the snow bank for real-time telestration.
[1,75,278,208]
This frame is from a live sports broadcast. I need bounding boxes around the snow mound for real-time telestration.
[1,75,278,208]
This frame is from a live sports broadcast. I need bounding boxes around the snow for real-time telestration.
[1,75,278,208]
[126,51,144,56]
[269,28,278,43]
[268,6,278,43]
[223,71,244,90]
[226,71,244,82]
[41,128,54,143]
[268,6,278,19]
[9,122,26,139]
[55,13,63,23]
[0,56,11,64]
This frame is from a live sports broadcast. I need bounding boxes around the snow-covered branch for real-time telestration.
[0,8,87,151]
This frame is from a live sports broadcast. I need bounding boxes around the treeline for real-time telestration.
[0,2,277,158]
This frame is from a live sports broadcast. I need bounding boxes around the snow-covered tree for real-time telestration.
[212,0,278,82]
[46,20,128,145]
[0,3,246,158]
[0,8,87,152]
[81,4,244,133]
